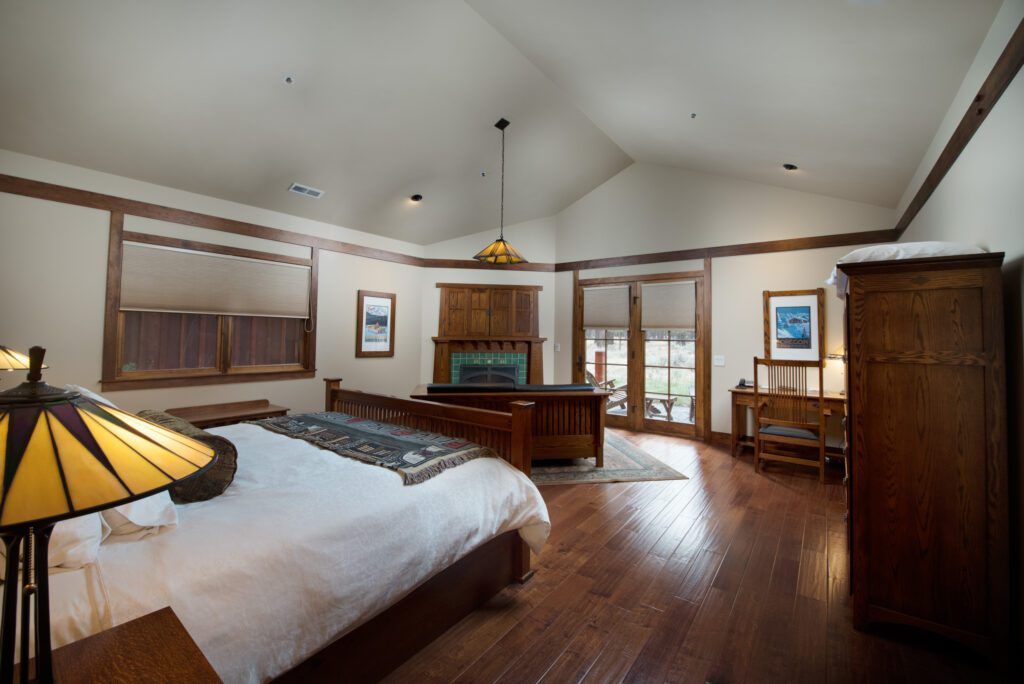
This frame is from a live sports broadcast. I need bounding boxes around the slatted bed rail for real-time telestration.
[323,378,535,477]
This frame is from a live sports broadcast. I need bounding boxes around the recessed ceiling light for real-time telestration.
[283,75,295,84]
[782,163,798,171]
[410,194,423,202]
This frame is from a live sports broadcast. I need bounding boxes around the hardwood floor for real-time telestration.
[387,430,1004,683]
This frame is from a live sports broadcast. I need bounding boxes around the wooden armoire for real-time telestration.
[840,253,1009,657]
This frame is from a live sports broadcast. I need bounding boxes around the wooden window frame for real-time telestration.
[101,214,318,391]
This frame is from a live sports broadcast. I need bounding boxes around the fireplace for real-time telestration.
[449,351,528,385]
[458,364,518,386]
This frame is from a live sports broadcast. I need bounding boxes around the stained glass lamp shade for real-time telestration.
[0,346,45,371]
[472,237,527,265]
[0,347,214,684]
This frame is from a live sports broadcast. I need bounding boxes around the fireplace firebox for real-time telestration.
[458,364,518,386]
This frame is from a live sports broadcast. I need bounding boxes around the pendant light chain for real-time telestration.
[499,125,505,241]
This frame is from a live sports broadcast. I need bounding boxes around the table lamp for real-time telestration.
[0,347,215,683]
[826,346,846,396]
[0,346,46,375]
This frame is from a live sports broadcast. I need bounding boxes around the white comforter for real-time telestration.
[48,423,550,682]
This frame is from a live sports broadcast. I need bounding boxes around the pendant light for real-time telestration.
[473,118,527,264]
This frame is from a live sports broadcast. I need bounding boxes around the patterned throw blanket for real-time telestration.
[250,411,497,485]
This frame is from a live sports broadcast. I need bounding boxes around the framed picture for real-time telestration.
[763,288,825,362]
[355,290,396,358]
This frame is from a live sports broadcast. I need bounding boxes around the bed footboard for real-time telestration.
[323,378,534,478]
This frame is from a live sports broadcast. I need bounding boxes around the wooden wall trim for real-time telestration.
[122,231,312,266]
[894,17,1024,237]
[101,212,124,383]
[434,282,543,290]
[557,228,898,272]
[1,173,896,273]
[702,256,713,442]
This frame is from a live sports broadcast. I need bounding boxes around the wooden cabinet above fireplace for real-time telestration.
[437,283,540,338]
[433,283,545,384]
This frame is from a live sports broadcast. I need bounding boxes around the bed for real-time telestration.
[45,381,550,682]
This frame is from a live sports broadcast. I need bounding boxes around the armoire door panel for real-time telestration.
[862,362,988,633]
[862,289,985,354]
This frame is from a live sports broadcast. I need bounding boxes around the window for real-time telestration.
[104,232,316,389]
[642,329,696,424]
[584,327,629,415]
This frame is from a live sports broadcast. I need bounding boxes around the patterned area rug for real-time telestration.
[531,432,687,485]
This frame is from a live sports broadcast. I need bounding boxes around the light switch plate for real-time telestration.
[554,342,561,352]
[713,355,726,367]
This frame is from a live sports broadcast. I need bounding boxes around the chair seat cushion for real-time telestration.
[759,424,818,441]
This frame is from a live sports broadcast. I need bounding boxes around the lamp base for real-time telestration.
[1,525,55,684]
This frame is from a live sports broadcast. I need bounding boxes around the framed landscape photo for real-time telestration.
[763,288,825,361]
[355,290,396,357]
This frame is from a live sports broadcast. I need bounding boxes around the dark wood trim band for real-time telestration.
[434,282,544,290]
[101,212,124,384]
[1,173,896,274]
[100,369,316,392]
[578,270,706,286]
[555,229,898,272]
[894,17,1024,237]
[122,231,312,266]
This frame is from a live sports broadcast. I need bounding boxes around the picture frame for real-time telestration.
[763,288,825,362]
[355,290,396,358]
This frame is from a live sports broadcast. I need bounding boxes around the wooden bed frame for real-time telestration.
[275,379,537,683]
[410,384,609,466]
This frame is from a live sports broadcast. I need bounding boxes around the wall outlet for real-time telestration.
[713,355,726,367]
[554,342,561,352]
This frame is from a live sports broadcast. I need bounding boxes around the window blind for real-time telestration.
[641,281,696,329]
[582,285,630,328]
[120,242,311,318]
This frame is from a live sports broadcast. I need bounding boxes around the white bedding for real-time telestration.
[47,422,550,682]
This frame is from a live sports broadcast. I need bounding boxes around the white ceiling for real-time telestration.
[0,0,631,244]
[0,1,1002,243]
[468,0,1001,208]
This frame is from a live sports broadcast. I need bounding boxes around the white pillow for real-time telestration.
[63,384,118,408]
[0,513,109,579]
[827,241,986,296]
[102,491,178,537]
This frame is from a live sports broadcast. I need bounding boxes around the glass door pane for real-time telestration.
[584,327,630,419]
[641,281,699,434]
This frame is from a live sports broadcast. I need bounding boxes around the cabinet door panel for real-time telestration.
[468,289,491,336]
[514,290,536,336]
[490,290,513,336]
[441,288,468,336]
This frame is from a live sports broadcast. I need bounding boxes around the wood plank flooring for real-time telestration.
[386,430,1004,683]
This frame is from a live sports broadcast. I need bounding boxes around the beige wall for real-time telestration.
[0,153,426,413]
[555,161,894,261]
[897,0,1024,633]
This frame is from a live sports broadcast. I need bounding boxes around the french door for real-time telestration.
[574,271,708,439]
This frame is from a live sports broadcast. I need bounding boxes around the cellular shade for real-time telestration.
[641,281,696,329]
[120,242,311,318]
[583,285,629,329]
[0,398,214,529]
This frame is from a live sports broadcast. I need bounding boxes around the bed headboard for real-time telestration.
[322,378,534,477]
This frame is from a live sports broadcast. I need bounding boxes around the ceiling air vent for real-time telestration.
[288,182,324,199]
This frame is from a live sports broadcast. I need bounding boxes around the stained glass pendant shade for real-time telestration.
[473,118,528,265]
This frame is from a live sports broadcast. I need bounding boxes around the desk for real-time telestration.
[729,386,846,458]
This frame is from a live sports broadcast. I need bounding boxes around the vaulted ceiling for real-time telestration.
[0,1,1001,243]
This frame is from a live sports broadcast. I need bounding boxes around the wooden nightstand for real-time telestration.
[165,399,288,428]
[48,607,220,683]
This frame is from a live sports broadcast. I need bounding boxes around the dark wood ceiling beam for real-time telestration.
[894,17,1024,237]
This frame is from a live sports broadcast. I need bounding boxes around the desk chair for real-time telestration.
[753,357,827,482]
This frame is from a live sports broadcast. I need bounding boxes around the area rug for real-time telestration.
[531,432,687,485]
